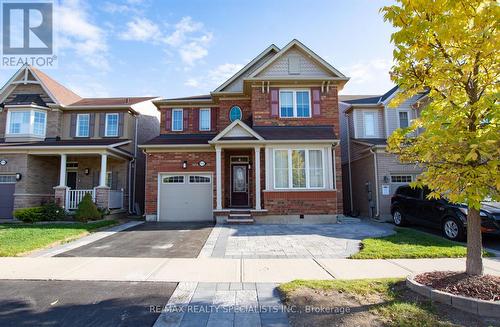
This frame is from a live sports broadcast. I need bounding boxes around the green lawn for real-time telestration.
[279,279,454,327]
[350,227,491,259]
[0,220,117,256]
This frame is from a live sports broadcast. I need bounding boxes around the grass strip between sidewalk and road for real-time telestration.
[350,227,492,259]
[279,279,467,327]
[0,220,117,256]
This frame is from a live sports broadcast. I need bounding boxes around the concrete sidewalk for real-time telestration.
[1,257,499,283]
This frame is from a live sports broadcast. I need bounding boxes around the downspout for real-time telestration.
[345,112,354,213]
[369,147,380,218]
[129,114,139,214]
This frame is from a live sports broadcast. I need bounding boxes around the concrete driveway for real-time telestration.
[0,280,176,327]
[56,222,213,258]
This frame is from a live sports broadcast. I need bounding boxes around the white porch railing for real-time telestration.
[66,189,95,210]
[109,189,124,209]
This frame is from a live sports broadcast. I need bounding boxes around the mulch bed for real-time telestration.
[415,271,500,301]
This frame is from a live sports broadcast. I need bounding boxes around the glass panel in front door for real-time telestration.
[233,166,247,192]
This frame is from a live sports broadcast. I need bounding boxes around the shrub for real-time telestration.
[74,193,101,222]
[42,202,66,221]
[13,207,45,223]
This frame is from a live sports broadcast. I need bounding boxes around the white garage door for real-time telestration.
[159,174,213,222]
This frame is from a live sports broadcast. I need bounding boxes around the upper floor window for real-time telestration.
[229,106,242,122]
[279,90,310,118]
[76,114,90,137]
[172,109,183,131]
[199,108,211,131]
[398,111,409,128]
[105,113,119,137]
[7,109,46,137]
[363,111,376,137]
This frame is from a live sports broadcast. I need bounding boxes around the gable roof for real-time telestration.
[29,66,82,105]
[213,44,280,93]
[342,86,399,105]
[248,39,348,80]
[68,97,156,107]
[211,120,264,142]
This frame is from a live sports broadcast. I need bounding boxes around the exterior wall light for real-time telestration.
[84,168,90,175]
[15,173,22,181]
[182,161,188,169]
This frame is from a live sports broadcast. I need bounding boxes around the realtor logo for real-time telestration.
[1,0,56,67]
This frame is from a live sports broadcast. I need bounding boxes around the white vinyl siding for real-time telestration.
[172,109,183,131]
[199,108,211,131]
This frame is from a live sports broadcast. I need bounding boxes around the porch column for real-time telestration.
[58,154,67,187]
[99,154,107,187]
[254,146,261,210]
[216,146,222,210]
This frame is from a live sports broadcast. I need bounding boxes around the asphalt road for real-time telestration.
[56,222,214,258]
[0,280,176,327]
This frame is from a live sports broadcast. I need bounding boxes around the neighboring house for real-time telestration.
[0,64,159,218]
[141,39,348,223]
[339,87,427,220]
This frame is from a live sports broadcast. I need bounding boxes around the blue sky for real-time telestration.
[1,0,396,98]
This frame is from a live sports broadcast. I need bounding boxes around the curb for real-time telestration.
[406,273,500,318]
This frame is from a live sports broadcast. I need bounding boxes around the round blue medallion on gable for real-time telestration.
[229,106,242,122]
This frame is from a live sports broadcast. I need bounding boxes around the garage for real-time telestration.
[159,174,213,222]
[0,175,16,219]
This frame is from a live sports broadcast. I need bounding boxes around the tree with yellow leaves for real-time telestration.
[382,0,499,275]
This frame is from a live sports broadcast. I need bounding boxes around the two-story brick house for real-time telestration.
[0,64,159,218]
[339,87,427,220]
[141,40,349,223]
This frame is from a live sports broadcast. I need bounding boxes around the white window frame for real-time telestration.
[172,109,183,132]
[6,108,47,138]
[397,110,410,129]
[278,89,311,118]
[76,113,90,137]
[272,148,326,190]
[189,175,211,184]
[390,175,413,183]
[199,108,211,131]
[162,175,185,184]
[363,110,377,137]
[105,113,119,137]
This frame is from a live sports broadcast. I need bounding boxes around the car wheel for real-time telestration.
[392,209,405,226]
[442,217,465,241]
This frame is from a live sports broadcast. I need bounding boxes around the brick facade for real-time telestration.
[263,190,339,215]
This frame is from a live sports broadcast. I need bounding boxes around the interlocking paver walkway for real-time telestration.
[205,222,393,259]
[153,282,289,327]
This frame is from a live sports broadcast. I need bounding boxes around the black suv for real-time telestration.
[390,185,500,241]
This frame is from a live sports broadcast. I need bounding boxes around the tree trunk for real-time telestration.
[466,207,483,276]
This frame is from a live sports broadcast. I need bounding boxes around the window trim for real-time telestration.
[278,89,311,118]
[272,148,326,190]
[362,110,377,137]
[171,108,184,131]
[6,108,47,138]
[75,113,90,137]
[229,106,242,122]
[199,108,211,131]
[397,110,410,129]
[189,175,211,184]
[104,113,119,137]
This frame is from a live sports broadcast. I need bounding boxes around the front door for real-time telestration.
[67,172,77,189]
[231,164,248,207]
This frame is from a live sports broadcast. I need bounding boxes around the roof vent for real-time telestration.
[288,55,300,75]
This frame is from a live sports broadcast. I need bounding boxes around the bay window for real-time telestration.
[273,149,325,189]
[7,109,46,137]
[279,90,311,118]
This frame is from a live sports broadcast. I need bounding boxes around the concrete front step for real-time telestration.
[226,217,255,224]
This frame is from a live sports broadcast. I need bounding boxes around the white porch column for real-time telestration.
[58,154,67,187]
[99,154,108,187]
[254,146,261,210]
[215,146,222,210]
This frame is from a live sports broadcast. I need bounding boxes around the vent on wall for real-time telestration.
[288,55,300,74]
